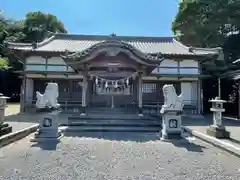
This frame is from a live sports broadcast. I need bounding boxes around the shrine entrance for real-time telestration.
[90,74,136,109]
[61,40,163,115]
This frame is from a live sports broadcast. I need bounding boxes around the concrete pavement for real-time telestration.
[0,132,240,180]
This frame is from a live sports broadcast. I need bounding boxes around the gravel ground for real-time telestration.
[0,132,240,180]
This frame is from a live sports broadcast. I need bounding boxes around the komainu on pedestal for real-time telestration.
[160,84,184,140]
[31,83,62,142]
[36,82,60,111]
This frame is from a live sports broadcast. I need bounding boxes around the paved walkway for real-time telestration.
[4,104,70,133]
[1,132,240,179]
[4,104,38,133]
[3,104,240,144]
[183,115,240,147]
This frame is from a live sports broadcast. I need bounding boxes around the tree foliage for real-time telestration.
[0,57,9,69]
[173,0,240,48]
[173,0,240,103]
[173,0,240,69]
[23,11,67,42]
[0,11,67,69]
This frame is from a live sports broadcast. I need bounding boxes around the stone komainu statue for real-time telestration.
[36,82,60,109]
[160,84,184,113]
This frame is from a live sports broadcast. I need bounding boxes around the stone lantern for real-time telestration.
[207,97,230,138]
[0,93,12,136]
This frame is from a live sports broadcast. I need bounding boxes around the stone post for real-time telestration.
[0,94,12,136]
[206,97,230,139]
[138,72,143,116]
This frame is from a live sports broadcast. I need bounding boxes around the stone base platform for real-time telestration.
[30,130,63,142]
[207,125,230,139]
[160,131,183,141]
[0,123,12,136]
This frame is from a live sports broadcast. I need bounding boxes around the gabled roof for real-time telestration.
[5,33,223,57]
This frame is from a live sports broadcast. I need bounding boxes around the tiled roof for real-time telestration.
[5,33,222,56]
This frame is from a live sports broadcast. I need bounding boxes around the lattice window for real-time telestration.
[142,83,156,93]
[72,81,82,92]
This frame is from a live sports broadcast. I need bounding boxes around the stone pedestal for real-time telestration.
[0,94,12,136]
[31,110,62,142]
[206,97,230,139]
[0,123,12,136]
[207,125,230,139]
[161,110,183,140]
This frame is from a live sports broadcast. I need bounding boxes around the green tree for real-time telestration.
[172,0,240,48]
[172,0,240,72]
[0,57,9,69]
[0,11,67,70]
[173,0,240,104]
[23,11,67,42]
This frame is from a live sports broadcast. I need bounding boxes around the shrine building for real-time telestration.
[5,33,223,115]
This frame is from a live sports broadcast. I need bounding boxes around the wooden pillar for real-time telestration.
[218,78,221,98]
[20,61,27,113]
[81,65,88,115]
[20,84,24,113]
[238,83,240,119]
[138,72,143,116]
[197,79,202,115]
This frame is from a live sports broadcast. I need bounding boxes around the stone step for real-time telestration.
[64,120,161,128]
[60,131,160,141]
[60,126,160,133]
[68,115,158,121]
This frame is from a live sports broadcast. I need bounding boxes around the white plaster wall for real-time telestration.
[181,82,198,105]
[25,65,46,71]
[48,57,66,65]
[191,82,198,104]
[26,56,46,64]
[25,56,75,72]
[151,59,199,75]
[159,59,178,67]
[25,79,34,103]
[179,60,198,68]
[46,66,67,71]
[153,59,178,74]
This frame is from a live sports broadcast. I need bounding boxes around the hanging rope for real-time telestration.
[91,72,138,89]
[91,72,137,89]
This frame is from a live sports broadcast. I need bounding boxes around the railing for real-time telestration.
[142,100,198,115]
[25,99,198,115]
[151,66,199,75]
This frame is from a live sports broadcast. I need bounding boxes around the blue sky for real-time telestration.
[1,0,179,37]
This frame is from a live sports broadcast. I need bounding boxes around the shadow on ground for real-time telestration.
[31,140,60,151]
[171,138,207,152]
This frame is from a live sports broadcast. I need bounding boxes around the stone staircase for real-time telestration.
[60,108,161,133]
